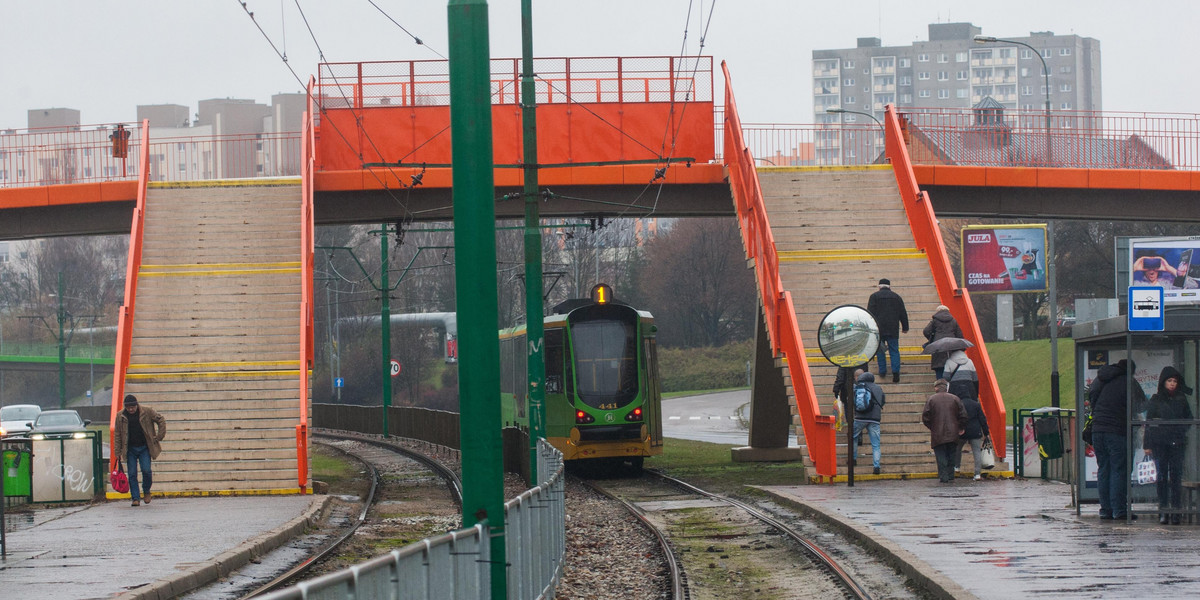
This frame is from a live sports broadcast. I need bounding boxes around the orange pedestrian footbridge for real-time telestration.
[3,56,1200,485]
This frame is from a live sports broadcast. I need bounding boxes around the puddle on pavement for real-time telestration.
[4,512,36,531]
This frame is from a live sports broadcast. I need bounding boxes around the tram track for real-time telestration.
[582,469,874,600]
[180,433,462,600]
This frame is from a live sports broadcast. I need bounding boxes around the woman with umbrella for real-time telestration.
[922,306,962,380]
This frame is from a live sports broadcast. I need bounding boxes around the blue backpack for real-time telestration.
[854,384,873,412]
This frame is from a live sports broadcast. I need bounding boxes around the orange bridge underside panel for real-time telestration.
[914,165,1200,191]
[313,162,725,192]
[0,180,139,209]
[315,102,716,171]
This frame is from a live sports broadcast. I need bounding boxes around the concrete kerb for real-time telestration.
[115,495,333,600]
[753,486,978,600]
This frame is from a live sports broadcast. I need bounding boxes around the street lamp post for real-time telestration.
[826,108,885,165]
[975,35,1060,406]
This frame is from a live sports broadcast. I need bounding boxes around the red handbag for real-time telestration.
[110,464,129,493]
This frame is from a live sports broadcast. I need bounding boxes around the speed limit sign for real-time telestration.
[390,359,401,377]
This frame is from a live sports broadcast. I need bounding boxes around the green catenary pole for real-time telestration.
[380,226,391,438]
[448,1,507,597]
[521,0,545,484]
[57,271,66,409]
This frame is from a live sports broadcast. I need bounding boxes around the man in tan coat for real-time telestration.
[922,380,967,484]
[113,395,167,506]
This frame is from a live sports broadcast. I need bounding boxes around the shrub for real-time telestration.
[657,340,753,392]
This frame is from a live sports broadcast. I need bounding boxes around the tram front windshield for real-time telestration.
[571,319,638,408]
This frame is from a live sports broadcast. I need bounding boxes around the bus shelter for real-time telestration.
[1074,307,1200,522]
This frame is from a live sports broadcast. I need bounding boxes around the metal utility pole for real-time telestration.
[380,228,393,437]
[57,272,67,409]
[521,0,546,483]
[448,0,507,596]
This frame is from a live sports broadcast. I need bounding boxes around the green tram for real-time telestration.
[499,284,664,468]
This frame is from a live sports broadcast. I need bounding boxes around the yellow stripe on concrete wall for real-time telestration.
[780,248,926,263]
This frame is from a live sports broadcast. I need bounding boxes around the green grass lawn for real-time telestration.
[987,338,1076,414]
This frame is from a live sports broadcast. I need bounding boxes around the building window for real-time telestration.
[999,48,1014,59]
[1060,48,1072,56]
[938,71,949,81]
[1060,84,1072,92]
[1060,65,1072,74]
[956,51,968,62]
[938,89,950,99]
[899,58,911,67]
[1022,86,1032,96]
[919,90,931,98]
[844,78,855,86]
[1041,48,1052,58]
[0,169,6,180]
[918,53,929,62]
[83,167,91,177]
[901,93,913,103]
[844,114,857,122]
[918,72,930,80]
[1060,102,1072,109]
[938,53,948,63]
[957,70,968,80]
[972,49,992,61]
[899,76,912,86]
[1020,67,1029,77]
[845,96,856,104]
[177,142,186,150]
[957,88,969,98]
[1021,49,1032,59]
[845,60,855,68]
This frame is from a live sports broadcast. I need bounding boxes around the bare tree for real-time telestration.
[635,218,755,347]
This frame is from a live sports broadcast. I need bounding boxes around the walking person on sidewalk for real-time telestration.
[868,278,908,382]
[113,394,167,507]
[922,305,962,381]
[852,371,886,475]
[1089,359,1145,520]
[922,379,967,483]
[1144,366,1193,524]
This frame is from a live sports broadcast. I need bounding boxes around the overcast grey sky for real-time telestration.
[1,1,1195,129]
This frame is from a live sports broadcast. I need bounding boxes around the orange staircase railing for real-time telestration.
[108,119,151,471]
[722,62,837,477]
[296,78,317,492]
[884,105,1007,454]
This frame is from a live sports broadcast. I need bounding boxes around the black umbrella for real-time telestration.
[921,337,974,355]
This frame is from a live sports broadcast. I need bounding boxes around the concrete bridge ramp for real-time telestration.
[124,184,308,493]
[757,166,955,476]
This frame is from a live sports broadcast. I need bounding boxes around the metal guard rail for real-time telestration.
[883,105,1007,453]
[721,61,836,478]
[258,439,566,600]
[108,119,150,470]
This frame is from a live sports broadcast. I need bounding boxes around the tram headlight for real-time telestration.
[575,410,594,424]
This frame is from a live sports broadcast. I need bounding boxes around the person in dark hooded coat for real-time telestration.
[1088,359,1146,520]
[1143,366,1194,524]
[922,305,962,380]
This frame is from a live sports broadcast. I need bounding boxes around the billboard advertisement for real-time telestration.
[960,225,1047,294]
[1129,237,1200,305]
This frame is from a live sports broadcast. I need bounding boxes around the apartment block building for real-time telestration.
[812,22,1101,164]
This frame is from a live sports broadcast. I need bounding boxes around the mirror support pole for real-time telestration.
[844,366,856,487]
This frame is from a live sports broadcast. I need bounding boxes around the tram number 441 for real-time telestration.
[390,360,402,377]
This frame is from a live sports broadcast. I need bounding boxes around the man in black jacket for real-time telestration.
[1088,359,1145,520]
[868,278,909,383]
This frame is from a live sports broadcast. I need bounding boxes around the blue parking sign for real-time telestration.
[1128,286,1164,332]
[335,377,345,388]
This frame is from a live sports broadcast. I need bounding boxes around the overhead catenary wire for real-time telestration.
[234,0,425,226]
[293,0,326,62]
[365,0,446,59]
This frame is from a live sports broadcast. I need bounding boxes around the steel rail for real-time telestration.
[575,476,688,600]
[645,469,872,600]
[241,440,379,599]
[241,432,462,598]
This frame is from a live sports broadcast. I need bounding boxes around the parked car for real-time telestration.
[29,409,91,439]
[1,403,43,437]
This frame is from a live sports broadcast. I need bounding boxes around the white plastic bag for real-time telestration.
[1136,455,1158,485]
